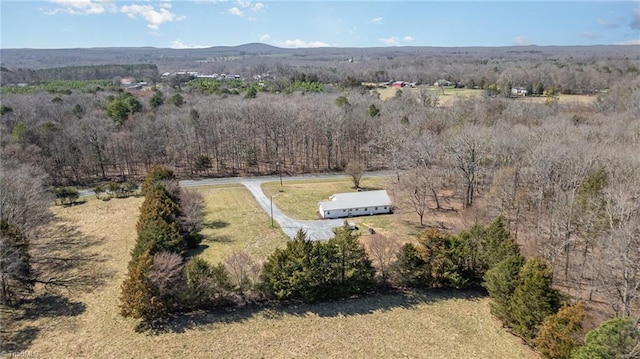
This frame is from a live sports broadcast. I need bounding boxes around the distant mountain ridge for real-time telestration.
[1,42,638,72]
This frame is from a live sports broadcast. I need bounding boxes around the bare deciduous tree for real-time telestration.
[445,124,491,208]
[598,162,640,317]
[345,160,365,189]
[149,251,185,298]
[179,189,205,233]
[224,250,261,300]
[366,233,400,284]
[0,159,52,305]
[398,166,431,227]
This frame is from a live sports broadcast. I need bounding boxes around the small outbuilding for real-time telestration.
[318,190,392,219]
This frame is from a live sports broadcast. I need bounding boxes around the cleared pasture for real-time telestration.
[373,85,597,107]
[373,86,483,102]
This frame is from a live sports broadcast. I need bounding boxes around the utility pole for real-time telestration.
[277,160,283,187]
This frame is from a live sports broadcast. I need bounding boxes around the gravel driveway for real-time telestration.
[242,179,345,241]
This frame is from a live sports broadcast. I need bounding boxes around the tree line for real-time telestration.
[1,64,158,86]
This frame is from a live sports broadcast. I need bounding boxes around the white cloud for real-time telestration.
[597,16,625,28]
[403,36,414,42]
[372,17,383,24]
[235,0,263,11]
[379,36,399,46]
[513,36,532,46]
[170,39,210,49]
[260,34,271,42]
[274,39,329,48]
[46,0,115,15]
[226,1,264,18]
[615,39,640,45]
[228,7,243,16]
[120,4,185,30]
[582,31,599,39]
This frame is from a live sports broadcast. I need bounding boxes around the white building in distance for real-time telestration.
[318,190,392,219]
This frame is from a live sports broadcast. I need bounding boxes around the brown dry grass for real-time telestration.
[374,86,483,104]
[374,85,597,107]
[3,188,535,358]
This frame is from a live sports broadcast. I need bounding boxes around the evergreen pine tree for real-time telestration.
[509,257,563,342]
[572,317,639,359]
[483,254,526,326]
[119,253,165,320]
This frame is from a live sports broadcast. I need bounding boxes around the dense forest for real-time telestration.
[1,45,639,355]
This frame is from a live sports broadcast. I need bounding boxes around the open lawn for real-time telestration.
[262,177,387,220]
[263,177,467,243]
[3,188,536,358]
[193,184,288,264]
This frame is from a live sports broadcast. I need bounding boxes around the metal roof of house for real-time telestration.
[319,190,391,211]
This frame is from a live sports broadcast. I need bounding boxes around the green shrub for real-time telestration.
[261,226,374,302]
[131,219,184,261]
[509,257,563,342]
[184,257,232,309]
[184,231,202,249]
[392,218,519,290]
[483,254,526,326]
[136,184,180,233]
[572,317,639,359]
[141,165,176,195]
[53,187,80,206]
[261,230,315,301]
[393,242,431,287]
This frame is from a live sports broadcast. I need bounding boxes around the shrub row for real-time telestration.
[394,217,520,289]
[261,226,375,302]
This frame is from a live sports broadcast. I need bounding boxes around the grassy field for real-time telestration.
[192,184,288,264]
[374,86,483,102]
[374,85,597,106]
[262,177,387,220]
[2,186,536,358]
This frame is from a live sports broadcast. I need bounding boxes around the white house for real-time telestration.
[318,190,392,219]
[511,86,529,96]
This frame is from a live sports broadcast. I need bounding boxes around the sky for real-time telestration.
[1,0,639,49]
